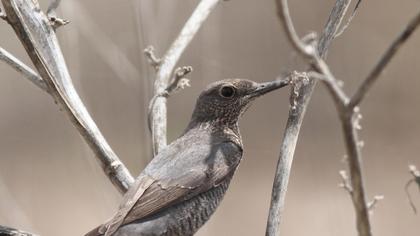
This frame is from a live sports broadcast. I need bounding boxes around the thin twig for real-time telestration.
[314,8,420,236]
[149,0,221,156]
[0,47,47,91]
[2,0,134,193]
[367,195,384,212]
[334,0,362,38]
[339,170,353,194]
[273,0,315,58]
[405,165,420,213]
[266,1,352,236]
[144,45,161,70]
[349,10,420,108]
[405,179,417,214]
[147,66,192,133]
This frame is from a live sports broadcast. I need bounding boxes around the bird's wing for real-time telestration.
[100,139,242,236]
[123,140,243,224]
[99,174,156,236]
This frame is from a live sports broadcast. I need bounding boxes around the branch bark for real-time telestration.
[148,0,221,156]
[0,47,47,91]
[0,225,36,236]
[266,1,352,235]
[279,6,420,236]
[1,0,134,193]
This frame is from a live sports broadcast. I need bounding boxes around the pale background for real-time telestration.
[0,0,419,235]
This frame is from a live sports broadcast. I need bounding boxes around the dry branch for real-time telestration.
[405,165,420,213]
[0,225,36,236]
[0,47,47,91]
[349,10,420,108]
[266,1,352,235]
[285,6,420,236]
[148,0,221,156]
[1,0,134,193]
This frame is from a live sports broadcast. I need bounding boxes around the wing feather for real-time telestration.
[123,140,242,224]
[102,135,242,236]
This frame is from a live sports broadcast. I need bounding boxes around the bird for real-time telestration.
[86,78,289,236]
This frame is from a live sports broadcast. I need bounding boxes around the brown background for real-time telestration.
[0,0,419,235]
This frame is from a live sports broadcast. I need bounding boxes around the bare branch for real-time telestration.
[405,165,420,213]
[0,225,37,236]
[270,0,380,235]
[349,10,420,108]
[0,47,47,91]
[149,0,221,156]
[309,65,349,110]
[339,111,372,236]
[274,0,315,58]
[2,0,134,193]
[317,0,352,58]
[266,1,352,236]
[334,0,362,38]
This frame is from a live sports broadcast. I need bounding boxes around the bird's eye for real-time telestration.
[219,86,236,98]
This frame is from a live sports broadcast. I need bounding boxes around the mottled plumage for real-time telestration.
[86,78,288,236]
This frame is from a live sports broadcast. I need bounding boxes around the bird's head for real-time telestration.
[189,78,289,128]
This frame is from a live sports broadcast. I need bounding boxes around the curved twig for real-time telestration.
[148,0,221,156]
[404,179,417,214]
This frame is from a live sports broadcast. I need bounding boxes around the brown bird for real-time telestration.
[86,78,289,236]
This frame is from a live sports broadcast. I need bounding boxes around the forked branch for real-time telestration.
[147,0,221,156]
[0,47,47,91]
[1,0,134,193]
[303,7,420,236]
[266,1,353,235]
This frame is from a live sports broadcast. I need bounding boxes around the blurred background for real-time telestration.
[0,0,419,235]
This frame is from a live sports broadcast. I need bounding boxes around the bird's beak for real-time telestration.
[248,79,289,98]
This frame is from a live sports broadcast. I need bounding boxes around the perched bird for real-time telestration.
[86,78,289,236]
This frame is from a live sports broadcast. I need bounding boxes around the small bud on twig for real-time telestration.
[338,170,353,194]
[147,66,193,133]
[144,46,162,70]
[367,195,384,214]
